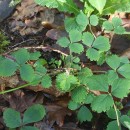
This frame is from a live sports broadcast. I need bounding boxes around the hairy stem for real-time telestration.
[113,102,121,130]
[0,82,36,95]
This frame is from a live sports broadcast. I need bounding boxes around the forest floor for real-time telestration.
[0,0,130,130]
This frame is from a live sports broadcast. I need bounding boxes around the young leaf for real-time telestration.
[68,100,80,110]
[86,48,100,61]
[106,55,120,70]
[111,79,130,98]
[23,104,46,124]
[89,15,99,26]
[106,121,119,130]
[0,58,18,77]
[29,51,41,61]
[88,0,106,14]
[69,43,84,54]
[56,73,77,91]
[69,30,82,43]
[120,115,130,129]
[72,87,87,103]
[106,108,121,119]
[76,11,89,27]
[21,126,39,130]
[41,75,52,88]
[12,49,30,65]
[117,64,130,79]
[78,67,93,84]
[103,21,114,31]
[92,36,110,51]
[56,37,70,48]
[20,64,35,82]
[77,106,92,123]
[86,75,108,92]
[82,32,94,47]
[3,108,22,128]
[91,94,114,113]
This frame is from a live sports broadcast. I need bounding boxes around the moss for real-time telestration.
[0,31,10,53]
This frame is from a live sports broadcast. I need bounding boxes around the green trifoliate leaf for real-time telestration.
[56,73,78,91]
[31,73,42,86]
[23,104,46,124]
[112,17,122,28]
[97,52,106,65]
[93,36,110,51]
[120,57,129,64]
[73,57,80,63]
[0,55,4,61]
[56,37,70,48]
[0,58,18,77]
[86,48,100,61]
[69,43,84,54]
[106,121,119,130]
[114,26,125,34]
[68,100,80,110]
[76,11,89,27]
[21,126,39,130]
[117,64,130,79]
[107,70,118,85]
[65,18,85,32]
[29,51,41,60]
[34,59,47,67]
[91,94,114,113]
[77,106,92,123]
[120,115,130,129]
[3,108,22,128]
[88,0,106,14]
[72,87,87,103]
[41,75,52,88]
[69,30,82,43]
[82,32,94,47]
[12,49,30,65]
[111,79,130,98]
[106,108,121,119]
[87,74,108,92]
[103,21,114,31]
[84,93,95,104]
[78,67,93,84]
[106,55,120,70]
[20,64,35,82]
[35,65,47,75]
[89,15,99,26]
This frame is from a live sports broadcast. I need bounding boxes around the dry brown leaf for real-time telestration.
[46,105,72,127]
[2,90,44,112]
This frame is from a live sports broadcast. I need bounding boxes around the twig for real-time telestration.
[1,45,68,56]
[10,39,37,48]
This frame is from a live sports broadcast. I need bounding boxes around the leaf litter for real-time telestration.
[1,0,130,130]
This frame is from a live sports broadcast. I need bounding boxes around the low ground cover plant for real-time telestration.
[1,0,130,130]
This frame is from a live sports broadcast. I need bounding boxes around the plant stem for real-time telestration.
[93,70,106,73]
[0,82,33,94]
[113,102,121,130]
[89,24,96,38]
